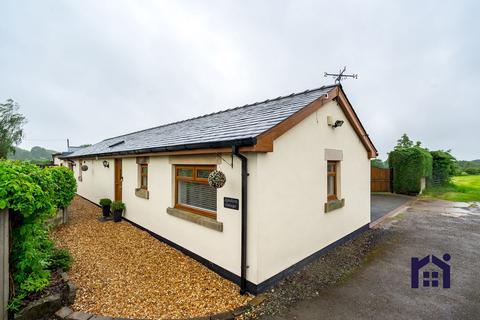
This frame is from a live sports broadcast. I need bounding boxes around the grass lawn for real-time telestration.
[423,175,480,202]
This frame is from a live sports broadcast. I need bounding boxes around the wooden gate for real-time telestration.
[371,167,393,192]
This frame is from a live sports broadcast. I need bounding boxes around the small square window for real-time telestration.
[175,165,217,218]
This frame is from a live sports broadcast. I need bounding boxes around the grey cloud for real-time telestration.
[0,0,478,159]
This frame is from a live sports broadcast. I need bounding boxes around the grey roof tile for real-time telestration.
[67,85,337,158]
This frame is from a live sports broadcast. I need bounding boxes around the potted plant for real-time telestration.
[111,201,125,222]
[99,198,112,217]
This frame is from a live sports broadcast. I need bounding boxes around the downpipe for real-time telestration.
[233,145,248,294]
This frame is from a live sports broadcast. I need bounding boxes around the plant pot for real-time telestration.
[113,209,123,222]
[101,205,111,217]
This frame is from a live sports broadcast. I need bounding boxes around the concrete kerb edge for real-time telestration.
[55,294,266,320]
[370,197,416,229]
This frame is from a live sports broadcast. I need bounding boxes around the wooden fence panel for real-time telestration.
[0,209,8,320]
[371,167,392,192]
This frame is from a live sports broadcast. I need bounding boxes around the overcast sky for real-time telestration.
[1,0,479,160]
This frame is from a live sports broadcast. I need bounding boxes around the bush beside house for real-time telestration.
[0,160,76,312]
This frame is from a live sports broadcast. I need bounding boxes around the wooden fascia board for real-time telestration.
[254,87,339,152]
[336,87,378,158]
[254,86,377,159]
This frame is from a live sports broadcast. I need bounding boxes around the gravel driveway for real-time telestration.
[50,196,250,319]
[249,199,480,320]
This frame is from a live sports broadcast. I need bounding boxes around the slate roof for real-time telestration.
[66,84,338,158]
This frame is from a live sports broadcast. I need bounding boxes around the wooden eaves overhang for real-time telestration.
[64,85,377,160]
[248,85,377,158]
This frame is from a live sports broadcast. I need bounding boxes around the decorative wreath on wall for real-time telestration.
[208,170,226,189]
[81,165,89,171]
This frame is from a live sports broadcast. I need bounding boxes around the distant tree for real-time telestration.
[465,168,480,175]
[395,133,414,149]
[371,159,388,168]
[430,150,457,183]
[79,144,92,148]
[0,99,27,159]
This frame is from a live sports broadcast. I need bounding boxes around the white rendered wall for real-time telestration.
[75,154,261,284]
[74,158,115,205]
[254,100,371,283]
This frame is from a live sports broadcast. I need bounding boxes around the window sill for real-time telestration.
[324,198,345,213]
[166,207,223,232]
[135,188,149,199]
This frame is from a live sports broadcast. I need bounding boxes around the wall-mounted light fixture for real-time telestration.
[103,160,110,168]
[332,120,344,128]
[327,116,344,129]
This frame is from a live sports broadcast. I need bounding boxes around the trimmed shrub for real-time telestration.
[99,198,112,207]
[111,201,125,211]
[388,147,432,194]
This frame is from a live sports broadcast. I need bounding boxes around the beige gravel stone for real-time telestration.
[51,196,251,319]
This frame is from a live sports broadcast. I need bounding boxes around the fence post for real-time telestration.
[0,209,8,320]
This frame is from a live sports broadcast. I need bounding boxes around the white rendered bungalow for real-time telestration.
[62,84,377,294]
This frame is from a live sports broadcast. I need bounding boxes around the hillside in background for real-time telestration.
[7,146,58,162]
[456,159,480,175]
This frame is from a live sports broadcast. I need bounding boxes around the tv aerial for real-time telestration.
[324,66,358,83]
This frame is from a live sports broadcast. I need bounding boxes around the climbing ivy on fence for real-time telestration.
[0,160,76,311]
[388,147,433,194]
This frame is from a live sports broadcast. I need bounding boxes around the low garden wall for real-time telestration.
[1,209,8,320]
[46,207,69,227]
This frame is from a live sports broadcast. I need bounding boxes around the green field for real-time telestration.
[424,175,480,202]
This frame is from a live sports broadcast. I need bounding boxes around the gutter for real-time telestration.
[232,145,248,294]
[61,137,257,160]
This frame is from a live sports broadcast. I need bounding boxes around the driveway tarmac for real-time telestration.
[263,199,480,320]
[371,193,412,222]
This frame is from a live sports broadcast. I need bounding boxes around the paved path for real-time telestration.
[264,199,480,320]
[371,193,412,222]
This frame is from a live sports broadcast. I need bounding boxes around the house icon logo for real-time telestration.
[411,254,451,288]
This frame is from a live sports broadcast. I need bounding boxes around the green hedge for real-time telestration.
[0,160,76,310]
[430,150,456,185]
[388,147,432,194]
[45,166,77,209]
